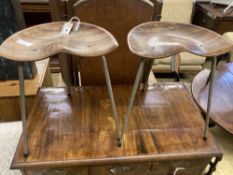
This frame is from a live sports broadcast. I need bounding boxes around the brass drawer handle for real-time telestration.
[109,166,130,174]
[172,167,185,175]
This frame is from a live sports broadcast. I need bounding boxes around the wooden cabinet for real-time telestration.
[20,0,51,26]
[192,3,233,34]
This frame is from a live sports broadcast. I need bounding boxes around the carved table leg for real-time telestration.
[204,156,222,175]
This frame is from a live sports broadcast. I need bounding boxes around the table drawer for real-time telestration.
[24,167,88,175]
[91,162,150,175]
[151,159,210,175]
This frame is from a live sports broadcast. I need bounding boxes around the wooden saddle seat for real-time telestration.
[192,63,233,135]
[0,22,118,61]
[128,21,233,59]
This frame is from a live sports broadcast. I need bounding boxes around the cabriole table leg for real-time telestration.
[205,156,222,175]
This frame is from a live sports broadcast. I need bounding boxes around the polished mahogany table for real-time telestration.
[11,84,222,175]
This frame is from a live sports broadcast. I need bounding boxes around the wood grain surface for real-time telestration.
[192,63,233,134]
[0,22,118,61]
[11,84,221,169]
[128,22,233,59]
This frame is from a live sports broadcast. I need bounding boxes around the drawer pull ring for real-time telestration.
[110,166,130,174]
[172,167,185,175]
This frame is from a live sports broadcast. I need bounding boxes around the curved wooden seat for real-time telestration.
[0,22,118,61]
[128,22,233,59]
[192,63,233,134]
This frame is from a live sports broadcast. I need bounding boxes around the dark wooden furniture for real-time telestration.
[20,0,51,26]
[49,0,163,86]
[11,84,222,175]
[192,63,233,135]
[20,0,50,13]
[192,3,233,34]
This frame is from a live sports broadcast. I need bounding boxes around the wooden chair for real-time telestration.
[49,0,163,86]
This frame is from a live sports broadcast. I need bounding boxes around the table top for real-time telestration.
[12,83,221,169]
[192,63,233,134]
[0,22,118,61]
[128,21,233,59]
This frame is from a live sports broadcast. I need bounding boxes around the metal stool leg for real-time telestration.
[102,56,120,140]
[204,57,217,140]
[119,58,146,146]
[18,62,29,157]
[141,60,154,91]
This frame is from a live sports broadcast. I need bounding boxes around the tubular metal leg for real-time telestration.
[101,56,120,139]
[141,60,154,91]
[119,59,146,146]
[18,63,29,157]
[204,57,217,140]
